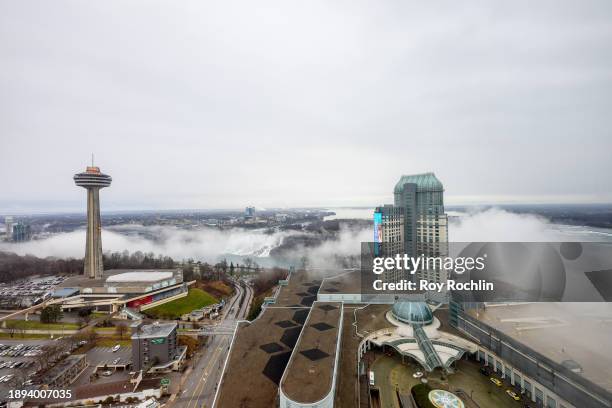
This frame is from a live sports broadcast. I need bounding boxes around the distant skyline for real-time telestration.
[2,1,612,211]
[2,201,612,217]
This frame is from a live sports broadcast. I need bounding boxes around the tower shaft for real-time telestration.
[85,187,104,279]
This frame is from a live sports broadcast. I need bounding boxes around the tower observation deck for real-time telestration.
[74,166,112,279]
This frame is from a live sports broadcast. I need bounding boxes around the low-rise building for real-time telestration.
[41,354,88,388]
[104,270,182,294]
[131,322,186,373]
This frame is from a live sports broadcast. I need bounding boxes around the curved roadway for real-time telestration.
[175,278,253,408]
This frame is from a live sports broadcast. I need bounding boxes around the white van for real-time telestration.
[137,398,160,408]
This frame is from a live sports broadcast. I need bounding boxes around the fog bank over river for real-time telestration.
[1,209,611,268]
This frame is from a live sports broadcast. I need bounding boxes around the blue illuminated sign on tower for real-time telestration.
[374,212,382,256]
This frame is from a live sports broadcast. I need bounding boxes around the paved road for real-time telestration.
[172,278,253,408]
[371,355,401,408]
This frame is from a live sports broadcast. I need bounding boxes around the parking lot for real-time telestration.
[0,339,52,401]
[0,276,68,309]
[72,345,132,387]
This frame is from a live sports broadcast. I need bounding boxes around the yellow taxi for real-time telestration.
[490,377,502,386]
[506,390,521,401]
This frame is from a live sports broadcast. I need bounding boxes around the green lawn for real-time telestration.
[96,338,132,347]
[144,288,218,319]
[4,320,80,330]
[412,384,436,408]
[0,332,51,339]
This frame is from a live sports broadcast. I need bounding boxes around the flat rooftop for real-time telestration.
[319,270,361,295]
[274,271,323,307]
[355,303,393,335]
[216,307,305,407]
[41,354,86,384]
[467,302,612,392]
[24,377,165,406]
[217,269,369,408]
[216,271,325,407]
[335,304,367,407]
[106,271,173,283]
[52,287,80,298]
[132,322,177,339]
[59,269,178,289]
[281,302,342,403]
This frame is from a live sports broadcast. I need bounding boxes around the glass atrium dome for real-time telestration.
[391,301,434,325]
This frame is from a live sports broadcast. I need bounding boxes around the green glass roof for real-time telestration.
[394,172,443,193]
[391,301,434,325]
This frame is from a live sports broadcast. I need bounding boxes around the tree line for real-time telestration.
[181,257,261,282]
[0,250,176,283]
[0,251,83,283]
[1,249,268,284]
[103,250,175,270]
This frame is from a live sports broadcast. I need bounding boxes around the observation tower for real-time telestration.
[74,164,112,279]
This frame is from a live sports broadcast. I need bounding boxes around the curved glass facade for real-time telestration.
[391,301,434,325]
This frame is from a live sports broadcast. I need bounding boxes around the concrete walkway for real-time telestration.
[0,328,78,335]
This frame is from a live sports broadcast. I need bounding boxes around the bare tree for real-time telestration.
[85,328,99,345]
[5,320,19,338]
[63,334,82,351]
[78,310,92,326]
[37,343,63,371]
[115,323,128,340]
[9,368,29,388]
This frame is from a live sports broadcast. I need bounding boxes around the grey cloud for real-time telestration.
[1,1,611,210]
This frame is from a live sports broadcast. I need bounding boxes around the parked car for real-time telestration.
[506,390,521,401]
[490,377,502,386]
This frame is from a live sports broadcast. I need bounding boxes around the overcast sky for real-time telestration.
[1,1,611,212]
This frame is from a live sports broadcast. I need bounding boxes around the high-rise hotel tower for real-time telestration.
[74,165,112,279]
[374,172,449,287]
[394,172,449,284]
[373,204,405,283]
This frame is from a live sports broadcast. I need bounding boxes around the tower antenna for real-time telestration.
[91,153,94,167]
